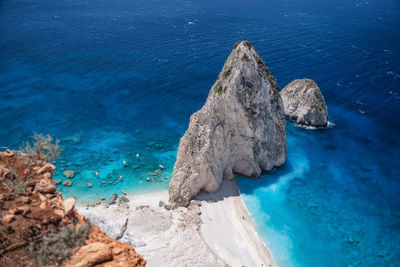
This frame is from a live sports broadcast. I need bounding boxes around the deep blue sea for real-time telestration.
[1,0,399,266]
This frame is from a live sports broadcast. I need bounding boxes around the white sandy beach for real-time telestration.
[77,179,275,267]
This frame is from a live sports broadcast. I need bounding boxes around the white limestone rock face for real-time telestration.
[280,78,328,127]
[169,41,287,206]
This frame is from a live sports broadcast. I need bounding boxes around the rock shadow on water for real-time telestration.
[195,162,294,203]
[237,158,296,196]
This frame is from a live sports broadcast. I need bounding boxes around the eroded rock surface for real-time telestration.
[0,150,146,267]
[280,78,328,127]
[169,41,287,206]
[66,242,112,267]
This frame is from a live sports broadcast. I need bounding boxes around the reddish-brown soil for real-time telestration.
[0,150,146,267]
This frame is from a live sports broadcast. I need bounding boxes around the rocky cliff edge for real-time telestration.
[0,149,146,267]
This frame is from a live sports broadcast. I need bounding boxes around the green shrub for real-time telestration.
[267,74,279,91]
[256,56,264,65]
[222,67,232,78]
[215,83,224,95]
[4,168,27,196]
[13,181,27,195]
[259,64,279,91]
[29,220,90,266]
[21,133,62,163]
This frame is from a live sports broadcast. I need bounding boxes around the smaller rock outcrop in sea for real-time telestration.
[280,78,328,127]
[169,41,287,206]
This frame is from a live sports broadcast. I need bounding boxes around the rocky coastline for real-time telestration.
[0,150,145,266]
[77,179,276,267]
[0,41,333,267]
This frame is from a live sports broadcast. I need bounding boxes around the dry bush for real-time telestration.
[20,133,62,163]
[29,220,90,266]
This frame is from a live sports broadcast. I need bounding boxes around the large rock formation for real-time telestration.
[0,150,146,267]
[169,41,287,206]
[280,78,328,127]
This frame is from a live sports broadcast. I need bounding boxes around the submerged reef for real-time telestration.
[169,41,287,206]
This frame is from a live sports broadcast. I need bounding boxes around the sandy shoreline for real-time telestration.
[77,179,275,267]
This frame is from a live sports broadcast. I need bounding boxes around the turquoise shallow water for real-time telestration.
[52,129,178,203]
[239,119,400,266]
[1,0,399,265]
